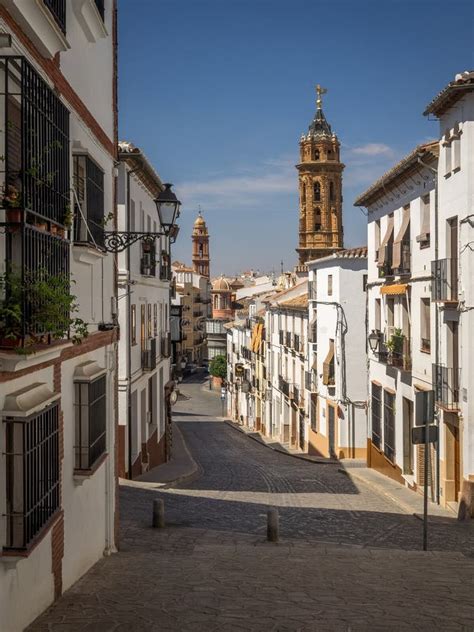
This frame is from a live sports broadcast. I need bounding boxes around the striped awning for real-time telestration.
[380,284,408,295]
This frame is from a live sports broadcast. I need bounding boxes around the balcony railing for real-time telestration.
[285,332,292,348]
[432,258,458,302]
[293,385,300,404]
[44,0,67,33]
[294,334,300,351]
[140,241,156,276]
[279,376,290,397]
[374,329,411,372]
[305,370,316,392]
[433,364,461,410]
[279,330,284,345]
[1,57,70,228]
[142,337,157,371]
[378,243,393,278]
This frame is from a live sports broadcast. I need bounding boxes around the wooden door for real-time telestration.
[328,404,336,458]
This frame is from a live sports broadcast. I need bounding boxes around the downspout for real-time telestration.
[417,155,440,503]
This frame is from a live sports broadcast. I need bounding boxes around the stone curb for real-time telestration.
[120,423,203,491]
[224,420,339,466]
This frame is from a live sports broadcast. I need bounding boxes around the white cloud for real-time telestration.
[350,143,394,157]
[176,155,297,211]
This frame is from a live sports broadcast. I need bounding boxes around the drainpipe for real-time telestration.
[417,155,440,504]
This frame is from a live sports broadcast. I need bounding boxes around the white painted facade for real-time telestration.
[0,3,118,630]
[116,145,172,478]
[306,251,368,459]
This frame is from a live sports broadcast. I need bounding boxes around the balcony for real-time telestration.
[305,370,316,392]
[293,385,300,404]
[374,329,411,372]
[285,332,292,348]
[294,334,300,352]
[378,243,393,278]
[140,241,156,276]
[142,338,157,371]
[433,364,461,411]
[432,258,458,302]
[279,376,290,398]
[279,330,284,345]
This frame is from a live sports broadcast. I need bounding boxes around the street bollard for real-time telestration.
[152,498,165,528]
[267,508,279,542]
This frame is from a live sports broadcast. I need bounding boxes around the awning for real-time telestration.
[392,207,410,269]
[377,216,394,267]
[249,324,258,351]
[380,283,408,295]
[322,341,334,386]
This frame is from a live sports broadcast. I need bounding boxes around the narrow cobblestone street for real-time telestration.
[29,376,474,631]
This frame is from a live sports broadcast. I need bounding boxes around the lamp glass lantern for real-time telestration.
[368,329,380,353]
[154,183,181,236]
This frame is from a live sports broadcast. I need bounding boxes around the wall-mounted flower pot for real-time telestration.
[35,222,48,232]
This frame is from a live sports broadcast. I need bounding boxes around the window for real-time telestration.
[383,390,395,462]
[74,373,107,471]
[452,137,461,172]
[444,136,452,176]
[386,297,394,328]
[44,0,66,33]
[363,274,368,292]
[314,181,321,202]
[327,274,333,296]
[4,403,60,549]
[154,304,158,337]
[329,181,335,202]
[315,207,321,231]
[314,149,320,160]
[417,194,430,247]
[148,303,153,339]
[371,383,382,449]
[375,298,381,331]
[301,183,306,206]
[94,0,105,21]
[141,305,146,351]
[131,305,137,345]
[420,298,431,353]
[374,220,381,261]
[140,239,156,276]
[73,155,105,247]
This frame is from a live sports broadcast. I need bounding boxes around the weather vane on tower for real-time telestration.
[316,84,327,110]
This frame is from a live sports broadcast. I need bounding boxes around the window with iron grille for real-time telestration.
[0,57,70,227]
[73,155,105,247]
[140,240,156,276]
[4,402,60,550]
[371,383,382,449]
[74,374,107,471]
[383,390,395,462]
[94,0,105,21]
[44,0,67,33]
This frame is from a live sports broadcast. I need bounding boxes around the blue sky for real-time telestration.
[118,0,473,276]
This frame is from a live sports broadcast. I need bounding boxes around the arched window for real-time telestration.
[213,295,218,310]
[199,244,203,257]
[301,183,306,205]
[314,148,320,160]
[315,207,321,231]
[314,181,321,202]
[329,181,335,202]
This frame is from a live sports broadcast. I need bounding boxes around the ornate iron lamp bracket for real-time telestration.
[103,231,164,253]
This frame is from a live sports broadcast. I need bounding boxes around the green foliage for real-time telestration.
[386,327,404,354]
[0,268,89,353]
[209,354,227,379]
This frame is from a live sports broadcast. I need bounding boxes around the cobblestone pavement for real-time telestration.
[29,375,474,631]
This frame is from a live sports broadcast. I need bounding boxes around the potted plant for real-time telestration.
[209,354,227,389]
[386,327,404,365]
[0,268,89,354]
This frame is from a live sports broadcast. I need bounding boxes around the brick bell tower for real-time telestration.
[192,210,210,278]
[296,85,344,265]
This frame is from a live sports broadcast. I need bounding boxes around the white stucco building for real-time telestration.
[306,247,368,459]
[264,281,308,448]
[117,142,173,479]
[0,2,118,630]
[356,70,474,516]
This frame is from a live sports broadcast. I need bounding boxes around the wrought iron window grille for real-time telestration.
[74,374,107,471]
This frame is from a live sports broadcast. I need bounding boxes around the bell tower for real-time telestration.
[192,210,210,278]
[296,85,344,265]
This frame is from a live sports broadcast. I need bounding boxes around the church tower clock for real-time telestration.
[296,86,344,265]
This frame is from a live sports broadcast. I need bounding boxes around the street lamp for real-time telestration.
[154,183,181,236]
[368,329,380,353]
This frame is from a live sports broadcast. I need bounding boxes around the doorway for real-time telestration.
[402,397,413,475]
[327,403,336,458]
[445,418,461,503]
